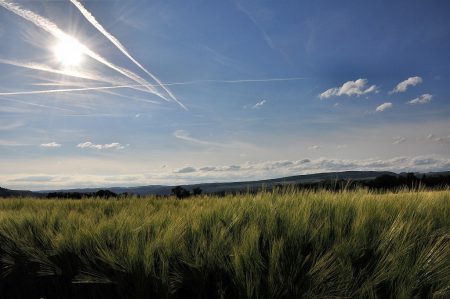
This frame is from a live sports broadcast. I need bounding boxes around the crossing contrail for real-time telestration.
[0,76,309,96]
[0,0,184,107]
[69,0,185,109]
[29,80,161,105]
[0,1,304,110]
[0,85,149,96]
[0,59,151,94]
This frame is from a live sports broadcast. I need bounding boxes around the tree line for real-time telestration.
[289,173,450,192]
[42,173,450,199]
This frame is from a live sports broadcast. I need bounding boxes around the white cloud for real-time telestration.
[4,155,450,190]
[169,156,450,178]
[376,102,393,112]
[391,76,422,93]
[408,93,432,105]
[199,166,216,172]
[40,142,61,148]
[308,145,321,150]
[252,99,266,109]
[319,79,377,99]
[264,160,294,169]
[427,134,450,144]
[174,166,197,173]
[392,137,406,144]
[77,141,125,150]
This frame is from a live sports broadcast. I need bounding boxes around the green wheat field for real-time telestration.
[0,189,449,298]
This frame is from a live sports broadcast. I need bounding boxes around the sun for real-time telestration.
[53,36,84,67]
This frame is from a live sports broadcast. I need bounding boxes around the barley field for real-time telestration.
[0,189,449,298]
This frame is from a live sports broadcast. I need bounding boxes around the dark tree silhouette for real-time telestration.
[171,186,190,199]
[94,190,117,198]
[192,187,203,196]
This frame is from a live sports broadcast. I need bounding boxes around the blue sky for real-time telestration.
[1,0,449,190]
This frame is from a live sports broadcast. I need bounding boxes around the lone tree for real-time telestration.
[192,187,203,196]
[171,186,190,199]
[94,190,117,198]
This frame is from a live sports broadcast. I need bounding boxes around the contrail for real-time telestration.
[69,0,185,110]
[0,97,75,112]
[0,59,113,83]
[0,85,151,96]
[0,76,309,96]
[164,77,308,85]
[97,89,161,105]
[29,80,161,104]
[0,1,182,107]
[0,59,151,94]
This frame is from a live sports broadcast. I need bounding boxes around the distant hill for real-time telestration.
[38,171,397,196]
[0,187,40,198]
[4,170,449,198]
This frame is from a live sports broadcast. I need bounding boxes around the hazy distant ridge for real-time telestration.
[3,170,450,197]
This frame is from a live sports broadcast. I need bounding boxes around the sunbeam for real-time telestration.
[0,0,186,108]
[70,0,184,109]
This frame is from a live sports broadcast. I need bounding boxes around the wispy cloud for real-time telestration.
[173,129,256,150]
[391,76,422,93]
[9,175,62,182]
[0,139,30,147]
[0,121,23,130]
[0,97,74,112]
[435,136,450,143]
[376,102,393,112]
[173,166,196,173]
[173,130,225,147]
[426,133,450,144]
[77,141,125,150]
[252,99,266,109]
[0,106,34,113]
[308,145,321,150]
[40,142,61,148]
[234,2,277,53]
[69,0,185,110]
[392,136,406,144]
[319,79,377,99]
[408,93,433,105]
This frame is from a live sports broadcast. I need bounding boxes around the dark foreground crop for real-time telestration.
[0,190,449,298]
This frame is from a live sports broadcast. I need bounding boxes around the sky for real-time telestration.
[0,0,450,190]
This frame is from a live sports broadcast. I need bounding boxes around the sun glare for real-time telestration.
[53,36,84,67]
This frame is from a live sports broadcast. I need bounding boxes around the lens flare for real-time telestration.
[53,36,84,67]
